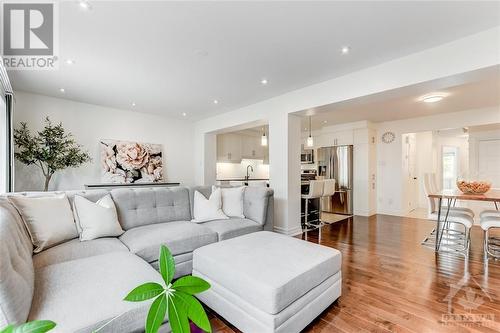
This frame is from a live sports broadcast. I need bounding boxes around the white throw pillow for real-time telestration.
[191,188,228,223]
[73,194,124,241]
[212,186,245,218]
[9,194,78,253]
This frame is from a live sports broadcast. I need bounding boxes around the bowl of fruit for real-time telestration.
[456,179,491,194]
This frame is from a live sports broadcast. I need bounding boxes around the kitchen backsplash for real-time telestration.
[216,159,269,179]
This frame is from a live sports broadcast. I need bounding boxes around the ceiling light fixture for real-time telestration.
[78,0,92,10]
[341,46,350,54]
[307,116,314,147]
[420,93,447,103]
[261,128,268,146]
[213,99,219,104]
[261,78,268,85]
[182,112,187,117]
[65,59,75,65]
[131,102,136,107]
[323,120,328,124]
[59,88,65,93]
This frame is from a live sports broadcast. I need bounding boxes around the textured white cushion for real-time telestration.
[9,195,78,253]
[191,189,228,223]
[73,194,124,241]
[193,231,341,314]
[213,186,245,218]
[480,217,500,231]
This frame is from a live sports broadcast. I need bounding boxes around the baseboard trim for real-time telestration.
[274,225,303,236]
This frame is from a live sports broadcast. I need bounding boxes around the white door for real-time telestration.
[404,134,418,212]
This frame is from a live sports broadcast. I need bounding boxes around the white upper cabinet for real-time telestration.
[217,133,267,163]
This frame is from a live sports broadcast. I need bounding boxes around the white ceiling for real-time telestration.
[299,66,500,130]
[8,1,500,121]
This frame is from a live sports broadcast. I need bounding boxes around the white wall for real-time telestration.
[377,107,500,216]
[13,91,195,191]
[193,27,499,234]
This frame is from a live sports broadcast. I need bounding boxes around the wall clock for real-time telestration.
[381,131,395,144]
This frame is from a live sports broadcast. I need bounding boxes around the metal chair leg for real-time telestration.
[484,229,489,258]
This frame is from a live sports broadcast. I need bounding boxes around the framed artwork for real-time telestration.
[100,140,163,183]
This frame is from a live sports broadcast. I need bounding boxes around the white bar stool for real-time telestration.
[301,180,324,230]
[320,179,336,224]
[423,173,473,255]
[481,216,500,259]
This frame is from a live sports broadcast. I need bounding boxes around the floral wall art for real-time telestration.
[101,140,163,183]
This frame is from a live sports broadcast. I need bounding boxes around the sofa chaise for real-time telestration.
[0,186,274,332]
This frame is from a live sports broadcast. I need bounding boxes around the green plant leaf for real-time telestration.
[0,325,14,333]
[12,320,56,333]
[146,294,167,333]
[173,276,210,295]
[168,294,190,333]
[175,292,211,333]
[124,282,165,302]
[159,245,175,285]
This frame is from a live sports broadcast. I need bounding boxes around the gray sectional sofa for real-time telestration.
[0,186,274,332]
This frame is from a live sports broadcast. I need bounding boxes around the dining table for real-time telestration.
[427,189,500,252]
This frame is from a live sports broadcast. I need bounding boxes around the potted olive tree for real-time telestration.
[13,117,91,191]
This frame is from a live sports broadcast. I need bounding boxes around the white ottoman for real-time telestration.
[192,231,342,333]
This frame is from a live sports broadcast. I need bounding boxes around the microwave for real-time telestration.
[301,149,314,164]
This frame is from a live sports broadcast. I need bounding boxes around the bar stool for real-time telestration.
[320,179,336,224]
[480,216,500,259]
[480,210,500,219]
[423,174,474,254]
[425,173,475,217]
[301,180,324,230]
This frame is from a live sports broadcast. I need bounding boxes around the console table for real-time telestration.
[84,182,180,190]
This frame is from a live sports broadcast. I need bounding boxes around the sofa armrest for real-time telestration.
[243,187,274,229]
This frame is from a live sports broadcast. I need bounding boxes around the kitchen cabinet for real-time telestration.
[217,133,268,163]
[217,133,242,163]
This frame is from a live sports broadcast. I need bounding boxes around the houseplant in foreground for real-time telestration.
[0,320,55,333]
[13,117,91,191]
[124,245,212,333]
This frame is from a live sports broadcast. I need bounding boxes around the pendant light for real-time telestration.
[307,116,314,147]
[261,127,268,146]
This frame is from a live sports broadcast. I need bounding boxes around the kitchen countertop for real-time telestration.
[216,178,269,181]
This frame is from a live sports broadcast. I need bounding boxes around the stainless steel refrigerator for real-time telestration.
[317,145,353,215]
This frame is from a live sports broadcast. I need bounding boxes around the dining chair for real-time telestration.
[426,173,474,217]
[301,180,324,230]
[423,173,474,255]
[480,216,500,259]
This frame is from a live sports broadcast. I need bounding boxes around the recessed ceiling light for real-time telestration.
[59,88,65,93]
[420,93,447,103]
[261,78,268,85]
[131,102,136,107]
[182,112,187,117]
[65,59,75,65]
[341,46,350,54]
[78,0,91,10]
[213,99,219,104]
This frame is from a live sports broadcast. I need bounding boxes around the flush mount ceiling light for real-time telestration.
[131,102,136,107]
[307,116,314,147]
[65,59,75,65]
[182,112,187,117]
[261,78,268,85]
[59,88,65,93]
[78,0,92,10]
[213,99,219,104]
[420,93,447,103]
[341,46,350,54]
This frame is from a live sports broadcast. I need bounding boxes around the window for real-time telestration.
[442,146,459,190]
[0,93,6,193]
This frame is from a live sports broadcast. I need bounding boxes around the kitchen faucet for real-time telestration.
[245,165,254,181]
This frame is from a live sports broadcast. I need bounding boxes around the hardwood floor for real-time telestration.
[207,214,500,333]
